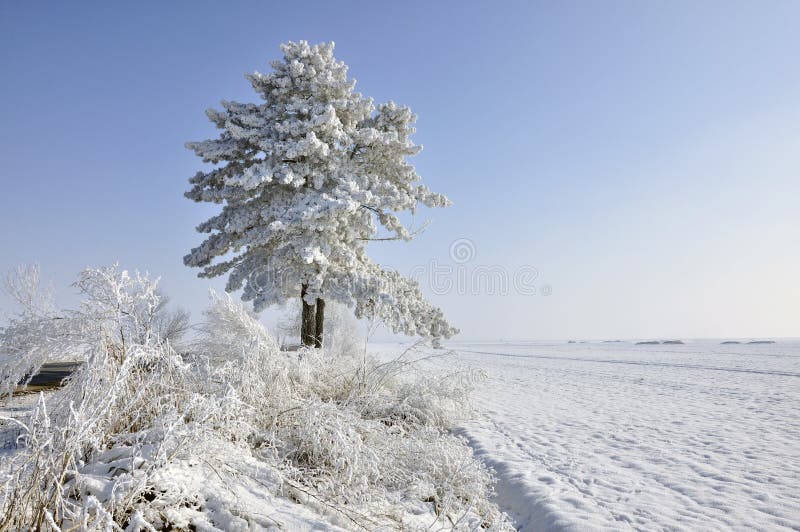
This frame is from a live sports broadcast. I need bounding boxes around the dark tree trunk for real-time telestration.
[314,298,325,348]
[300,284,316,347]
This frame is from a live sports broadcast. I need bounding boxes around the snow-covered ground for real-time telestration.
[373,340,800,531]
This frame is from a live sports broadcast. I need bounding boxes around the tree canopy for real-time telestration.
[184,41,457,340]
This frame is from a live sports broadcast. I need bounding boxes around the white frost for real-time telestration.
[184,41,456,340]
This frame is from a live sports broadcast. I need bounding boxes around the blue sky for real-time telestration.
[1,1,798,340]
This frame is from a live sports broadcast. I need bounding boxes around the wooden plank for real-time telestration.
[15,362,82,393]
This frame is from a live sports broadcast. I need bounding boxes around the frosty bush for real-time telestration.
[0,266,218,529]
[0,267,509,530]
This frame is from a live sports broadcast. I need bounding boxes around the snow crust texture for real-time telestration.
[377,341,800,531]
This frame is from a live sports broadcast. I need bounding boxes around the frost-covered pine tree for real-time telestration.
[184,41,457,347]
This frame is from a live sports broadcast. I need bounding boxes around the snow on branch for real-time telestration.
[183,41,457,341]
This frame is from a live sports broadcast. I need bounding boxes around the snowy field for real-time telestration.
[374,340,800,531]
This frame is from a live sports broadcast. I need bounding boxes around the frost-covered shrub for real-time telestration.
[0,266,190,398]
[200,294,507,528]
[0,267,239,529]
[0,265,76,398]
[0,267,510,530]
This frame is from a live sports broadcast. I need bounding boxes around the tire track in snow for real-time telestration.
[457,349,800,378]
[453,424,593,532]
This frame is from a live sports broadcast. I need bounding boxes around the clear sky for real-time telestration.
[1,1,798,340]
